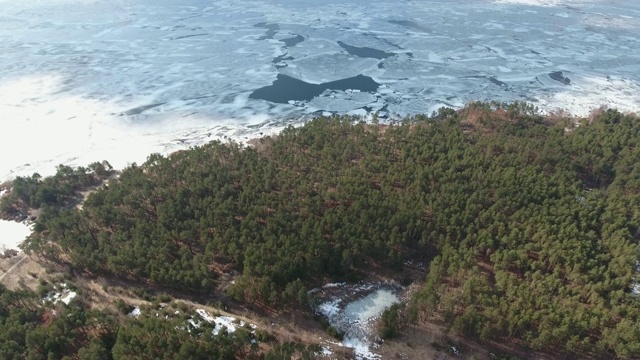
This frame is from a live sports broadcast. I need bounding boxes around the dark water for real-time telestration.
[282,35,304,47]
[250,74,380,103]
[122,102,167,115]
[255,22,279,40]
[549,71,571,85]
[337,41,394,60]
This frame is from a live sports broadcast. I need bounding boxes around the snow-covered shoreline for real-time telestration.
[0,115,303,183]
[1,0,638,184]
[0,219,32,255]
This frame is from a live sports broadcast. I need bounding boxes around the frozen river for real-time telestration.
[1,0,639,180]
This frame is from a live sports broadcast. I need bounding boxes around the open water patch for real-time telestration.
[120,102,167,116]
[549,71,571,85]
[249,74,380,104]
[282,34,304,47]
[337,41,394,60]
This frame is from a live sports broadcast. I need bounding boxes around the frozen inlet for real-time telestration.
[313,283,401,359]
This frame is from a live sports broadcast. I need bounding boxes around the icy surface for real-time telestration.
[314,283,400,359]
[1,0,639,181]
[0,220,31,253]
[344,289,399,325]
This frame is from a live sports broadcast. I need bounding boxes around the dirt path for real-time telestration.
[0,253,28,282]
[0,253,51,290]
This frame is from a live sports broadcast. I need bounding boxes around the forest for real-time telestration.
[2,102,640,358]
[0,282,305,360]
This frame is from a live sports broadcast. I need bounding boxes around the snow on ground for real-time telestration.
[631,262,640,296]
[0,219,31,253]
[59,291,77,305]
[322,282,346,289]
[317,345,334,357]
[42,283,78,305]
[212,316,241,336]
[0,0,639,182]
[196,309,241,335]
[128,306,141,317]
[194,308,257,336]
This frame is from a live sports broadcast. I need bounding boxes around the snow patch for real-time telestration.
[59,291,77,305]
[631,262,640,296]
[318,345,334,357]
[128,306,141,317]
[0,219,31,253]
[194,309,253,336]
[212,315,240,336]
[42,283,77,305]
[323,282,347,289]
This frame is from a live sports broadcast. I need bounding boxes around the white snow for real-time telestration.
[452,346,461,356]
[59,291,77,305]
[212,316,241,335]
[631,262,640,296]
[195,308,215,323]
[42,283,77,305]
[128,306,141,317]
[195,309,250,336]
[342,337,381,360]
[319,345,334,357]
[0,219,31,253]
[323,282,346,289]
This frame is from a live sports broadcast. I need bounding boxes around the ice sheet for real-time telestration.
[1,0,639,181]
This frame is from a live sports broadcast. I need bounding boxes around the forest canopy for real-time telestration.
[5,103,640,358]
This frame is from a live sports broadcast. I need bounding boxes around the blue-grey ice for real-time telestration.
[0,0,639,180]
